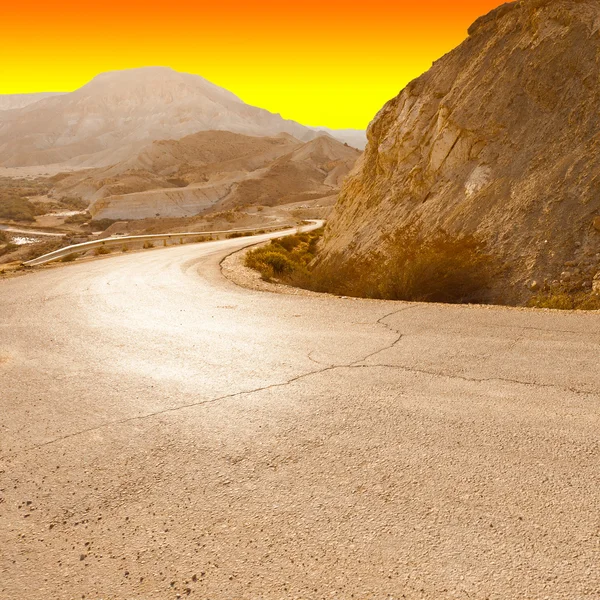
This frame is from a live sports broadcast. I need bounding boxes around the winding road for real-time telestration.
[1,229,599,599]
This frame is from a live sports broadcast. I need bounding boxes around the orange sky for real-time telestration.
[1,0,505,128]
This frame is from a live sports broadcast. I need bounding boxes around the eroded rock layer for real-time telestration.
[323,0,600,303]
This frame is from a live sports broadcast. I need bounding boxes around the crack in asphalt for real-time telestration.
[5,305,597,459]
[8,364,341,458]
[345,363,599,397]
[7,306,414,458]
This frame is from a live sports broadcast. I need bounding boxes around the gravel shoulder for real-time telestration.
[220,242,325,298]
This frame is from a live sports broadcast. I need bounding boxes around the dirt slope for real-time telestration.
[323,0,600,304]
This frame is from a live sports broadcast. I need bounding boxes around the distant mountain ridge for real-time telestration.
[0,92,65,111]
[0,67,364,168]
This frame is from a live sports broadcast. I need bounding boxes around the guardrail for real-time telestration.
[23,224,295,267]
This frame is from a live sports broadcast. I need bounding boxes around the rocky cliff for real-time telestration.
[323,0,600,304]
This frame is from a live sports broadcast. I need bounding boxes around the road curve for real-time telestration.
[1,231,599,599]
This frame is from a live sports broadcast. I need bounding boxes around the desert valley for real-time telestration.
[0,67,362,267]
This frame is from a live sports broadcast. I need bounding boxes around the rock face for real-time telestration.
[323,0,600,304]
[57,131,360,220]
[0,67,359,168]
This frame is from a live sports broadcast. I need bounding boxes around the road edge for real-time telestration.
[220,243,326,298]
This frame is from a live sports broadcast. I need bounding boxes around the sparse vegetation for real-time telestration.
[0,196,37,221]
[60,253,79,263]
[245,225,496,304]
[0,177,51,222]
[527,289,600,310]
[206,209,238,224]
[94,246,112,256]
[143,241,154,249]
[226,231,253,239]
[59,196,88,211]
[245,227,322,282]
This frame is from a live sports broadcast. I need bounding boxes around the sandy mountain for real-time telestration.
[55,130,301,201]
[0,67,326,168]
[322,0,600,304]
[53,130,360,220]
[0,93,64,111]
[309,127,367,150]
[220,135,361,209]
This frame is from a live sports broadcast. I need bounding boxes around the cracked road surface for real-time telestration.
[1,232,600,599]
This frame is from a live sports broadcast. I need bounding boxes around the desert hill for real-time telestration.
[308,127,367,150]
[322,0,600,304]
[53,130,360,220]
[0,93,64,111]
[0,67,357,169]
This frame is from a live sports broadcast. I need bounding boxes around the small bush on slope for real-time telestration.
[527,290,600,310]
[245,225,495,304]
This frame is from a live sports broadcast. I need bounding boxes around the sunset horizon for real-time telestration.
[2,0,506,129]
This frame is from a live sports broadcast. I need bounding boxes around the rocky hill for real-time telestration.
[322,0,600,304]
[52,131,360,220]
[0,67,353,168]
[0,93,64,111]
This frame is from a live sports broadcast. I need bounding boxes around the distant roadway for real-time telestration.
[0,223,65,237]
[1,227,599,599]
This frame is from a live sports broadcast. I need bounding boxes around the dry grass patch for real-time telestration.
[246,226,496,304]
[527,290,600,310]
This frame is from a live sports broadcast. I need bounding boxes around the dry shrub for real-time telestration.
[245,225,495,304]
[245,228,322,281]
[94,245,111,255]
[246,250,297,280]
[527,290,600,310]
[0,242,18,257]
[373,227,494,303]
[87,218,117,231]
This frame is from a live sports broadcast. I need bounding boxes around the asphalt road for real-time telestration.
[1,231,599,599]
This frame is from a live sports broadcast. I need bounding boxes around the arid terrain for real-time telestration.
[0,67,365,169]
[1,0,600,598]
[2,228,599,600]
[0,130,356,268]
[0,69,361,269]
[55,131,359,220]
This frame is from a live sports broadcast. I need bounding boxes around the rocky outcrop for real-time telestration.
[323,0,600,304]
